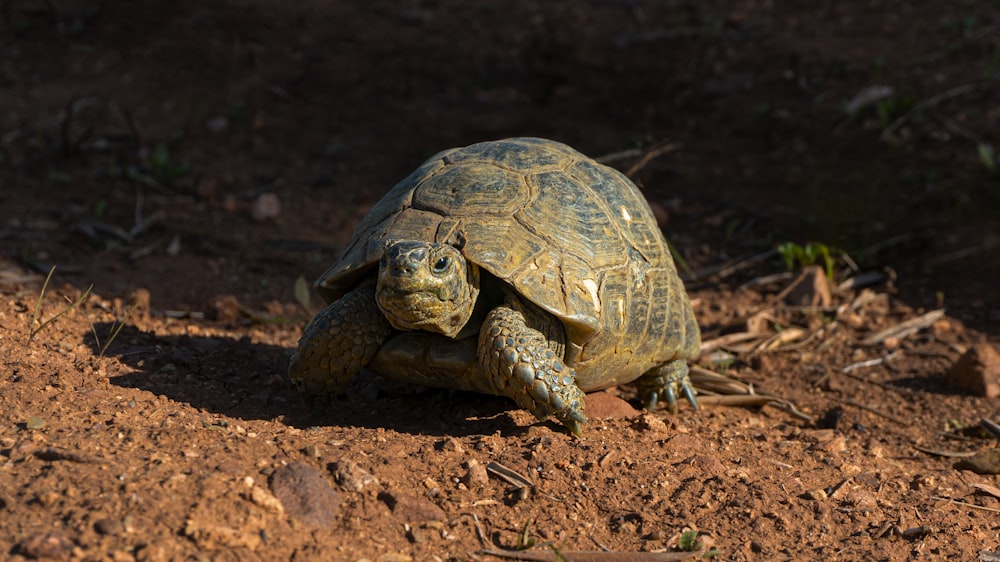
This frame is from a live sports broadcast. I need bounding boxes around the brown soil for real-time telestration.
[2,1,1000,560]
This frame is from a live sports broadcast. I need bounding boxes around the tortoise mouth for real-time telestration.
[377,288,448,324]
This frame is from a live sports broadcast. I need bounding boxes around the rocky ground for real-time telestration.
[2,1,999,560]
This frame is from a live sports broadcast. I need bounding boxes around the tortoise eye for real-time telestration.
[432,256,451,273]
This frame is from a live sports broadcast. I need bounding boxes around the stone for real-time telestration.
[332,459,378,492]
[666,433,706,453]
[776,265,832,308]
[19,530,74,560]
[436,437,464,453]
[804,488,828,500]
[378,491,447,523]
[682,454,727,478]
[810,433,847,454]
[460,459,489,489]
[134,544,167,562]
[635,413,668,433]
[584,391,639,419]
[268,461,340,527]
[208,294,242,323]
[129,288,152,322]
[251,193,281,221]
[955,448,1000,475]
[946,343,1000,398]
[249,486,284,513]
[844,488,879,511]
[94,518,124,536]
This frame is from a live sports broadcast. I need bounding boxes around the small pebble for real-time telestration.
[378,491,446,523]
[249,486,284,514]
[268,461,341,527]
[955,448,1000,474]
[215,458,243,477]
[134,544,166,562]
[635,413,668,433]
[208,294,241,323]
[437,437,464,453]
[804,488,828,500]
[206,116,229,133]
[251,193,281,221]
[946,343,1000,398]
[683,454,727,478]
[25,416,46,430]
[333,459,378,492]
[460,459,489,489]
[19,530,74,560]
[94,518,124,536]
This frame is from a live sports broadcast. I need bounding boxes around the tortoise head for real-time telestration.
[376,241,479,338]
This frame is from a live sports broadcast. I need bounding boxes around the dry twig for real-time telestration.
[981,418,1000,440]
[970,482,1000,499]
[699,332,764,354]
[832,397,907,425]
[912,444,977,458]
[861,309,944,345]
[625,142,680,177]
[485,462,533,489]
[932,496,1000,514]
[881,82,981,141]
[685,249,779,283]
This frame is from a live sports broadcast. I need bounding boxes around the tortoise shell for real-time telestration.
[316,137,699,390]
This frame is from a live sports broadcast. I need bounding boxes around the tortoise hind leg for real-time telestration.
[635,359,700,414]
[288,279,392,400]
[478,298,587,437]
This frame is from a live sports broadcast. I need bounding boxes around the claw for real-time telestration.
[664,384,679,415]
[681,381,700,411]
[643,390,659,411]
[560,410,587,438]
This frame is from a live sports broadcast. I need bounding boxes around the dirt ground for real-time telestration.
[2,1,1000,560]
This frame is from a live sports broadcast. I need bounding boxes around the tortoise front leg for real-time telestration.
[478,298,587,436]
[288,279,392,399]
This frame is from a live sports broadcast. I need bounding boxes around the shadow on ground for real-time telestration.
[87,322,531,437]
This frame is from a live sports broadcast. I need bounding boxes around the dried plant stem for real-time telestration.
[28,265,93,341]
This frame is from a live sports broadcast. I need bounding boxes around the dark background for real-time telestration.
[1,0,997,332]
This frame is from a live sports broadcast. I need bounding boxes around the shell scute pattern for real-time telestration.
[316,137,699,391]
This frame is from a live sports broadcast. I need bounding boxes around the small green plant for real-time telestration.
[508,519,568,560]
[777,241,835,279]
[147,143,189,185]
[679,529,703,551]
[93,198,109,219]
[516,519,536,550]
[979,143,997,174]
[666,240,693,277]
[548,545,569,562]
[29,266,93,340]
[876,92,916,130]
[91,299,139,357]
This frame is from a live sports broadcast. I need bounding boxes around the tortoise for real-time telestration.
[288,137,700,436]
